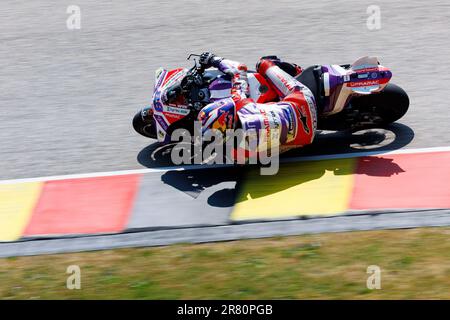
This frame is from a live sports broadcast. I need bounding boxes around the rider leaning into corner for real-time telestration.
[196,52,317,159]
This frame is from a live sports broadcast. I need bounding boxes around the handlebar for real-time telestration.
[166,54,216,111]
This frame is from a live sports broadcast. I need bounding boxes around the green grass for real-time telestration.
[1,227,450,299]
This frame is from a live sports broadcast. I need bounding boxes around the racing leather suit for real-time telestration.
[198,56,317,157]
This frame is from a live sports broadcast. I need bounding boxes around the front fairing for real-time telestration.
[151,68,190,142]
[150,67,279,143]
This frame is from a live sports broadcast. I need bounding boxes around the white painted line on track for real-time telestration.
[1,146,450,185]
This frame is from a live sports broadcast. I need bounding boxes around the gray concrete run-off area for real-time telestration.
[1,1,449,256]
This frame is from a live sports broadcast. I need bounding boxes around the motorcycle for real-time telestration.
[133,54,409,144]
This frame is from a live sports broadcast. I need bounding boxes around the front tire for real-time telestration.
[133,110,157,139]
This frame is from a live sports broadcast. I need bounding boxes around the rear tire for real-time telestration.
[351,83,409,125]
[317,83,409,131]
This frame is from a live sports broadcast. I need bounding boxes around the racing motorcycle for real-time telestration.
[133,54,409,143]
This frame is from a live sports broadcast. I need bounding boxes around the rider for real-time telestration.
[197,52,317,158]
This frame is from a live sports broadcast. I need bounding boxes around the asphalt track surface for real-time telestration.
[2,0,450,179]
[1,1,450,256]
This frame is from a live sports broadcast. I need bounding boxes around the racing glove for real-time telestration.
[199,52,223,69]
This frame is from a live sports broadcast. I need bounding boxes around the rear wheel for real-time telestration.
[317,83,409,131]
[351,83,409,125]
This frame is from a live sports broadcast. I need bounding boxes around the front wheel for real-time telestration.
[133,110,157,139]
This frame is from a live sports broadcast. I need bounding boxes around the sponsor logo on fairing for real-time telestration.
[154,68,167,90]
[153,90,164,112]
[165,106,190,115]
[154,114,169,131]
[347,80,382,87]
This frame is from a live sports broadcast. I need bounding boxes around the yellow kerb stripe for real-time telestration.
[0,182,43,241]
[231,159,356,221]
